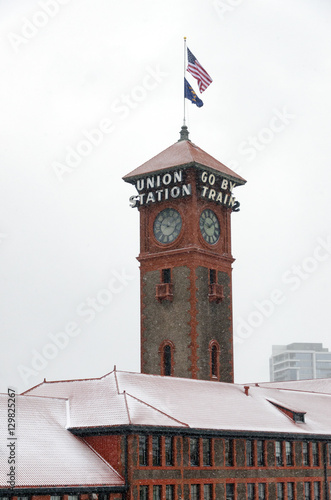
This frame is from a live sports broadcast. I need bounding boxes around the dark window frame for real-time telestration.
[246,440,254,467]
[202,438,212,466]
[225,438,234,467]
[152,435,161,466]
[190,437,200,467]
[165,435,174,466]
[139,435,149,466]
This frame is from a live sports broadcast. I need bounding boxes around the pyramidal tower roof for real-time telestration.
[123,126,246,185]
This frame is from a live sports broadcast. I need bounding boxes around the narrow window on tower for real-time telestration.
[208,269,224,303]
[160,341,174,377]
[209,341,220,380]
[209,269,216,284]
[162,268,171,283]
[164,345,172,376]
[156,269,173,302]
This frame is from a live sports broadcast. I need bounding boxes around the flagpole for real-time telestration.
[183,36,187,126]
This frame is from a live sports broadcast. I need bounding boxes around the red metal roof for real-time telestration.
[123,139,246,184]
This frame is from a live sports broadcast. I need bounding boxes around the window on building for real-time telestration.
[153,486,162,500]
[98,495,108,500]
[287,483,294,500]
[165,436,174,466]
[191,484,200,500]
[211,345,218,378]
[50,497,62,500]
[276,483,284,500]
[312,442,319,466]
[162,268,172,283]
[225,438,234,466]
[313,482,320,500]
[166,485,174,500]
[275,441,283,466]
[163,344,172,376]
[258,483,266,500]
[153,435,161,466]
[257,440,264,466]
[246,440,254,466]
[247,484,255,500]
[67,496,78,500]
[139,435,148,466]
[226,484,234,500]
[304,482,311,500]
[285,441,293,466]
[202,438,211,466]
[203,484,213,500]
[303,441,310,466]
[209,269,217,284]
[190,438,200,466]
[140,486,149,500]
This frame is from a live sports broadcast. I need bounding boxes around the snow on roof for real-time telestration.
[25,370,331,437]
[0,393,124,489]
[259,378,331,394]
[123,140,246,184]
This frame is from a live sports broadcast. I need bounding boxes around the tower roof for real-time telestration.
[123,138,246,185]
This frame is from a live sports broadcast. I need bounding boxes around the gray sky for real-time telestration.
[1,0,331,393]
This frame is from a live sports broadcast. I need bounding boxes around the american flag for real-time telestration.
[187,47,213,93]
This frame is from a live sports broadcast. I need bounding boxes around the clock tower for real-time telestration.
[123,126,245,383]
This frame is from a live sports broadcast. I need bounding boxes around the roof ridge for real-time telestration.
[125,392,189,427]
[123,391,132,425]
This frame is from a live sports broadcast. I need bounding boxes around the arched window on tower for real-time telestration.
[159,340,175,376]
[209,340,220,380]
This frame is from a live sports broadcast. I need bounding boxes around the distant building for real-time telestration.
[270,343,331,381]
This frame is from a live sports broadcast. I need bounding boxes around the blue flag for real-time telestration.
[184,78,203,108]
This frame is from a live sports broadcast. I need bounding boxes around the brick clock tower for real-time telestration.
[123,126,245,383]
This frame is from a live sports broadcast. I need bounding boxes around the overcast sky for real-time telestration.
[1,0,331,393]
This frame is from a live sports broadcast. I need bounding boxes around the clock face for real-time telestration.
[153,208,182,244]
[199,209,220,244]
